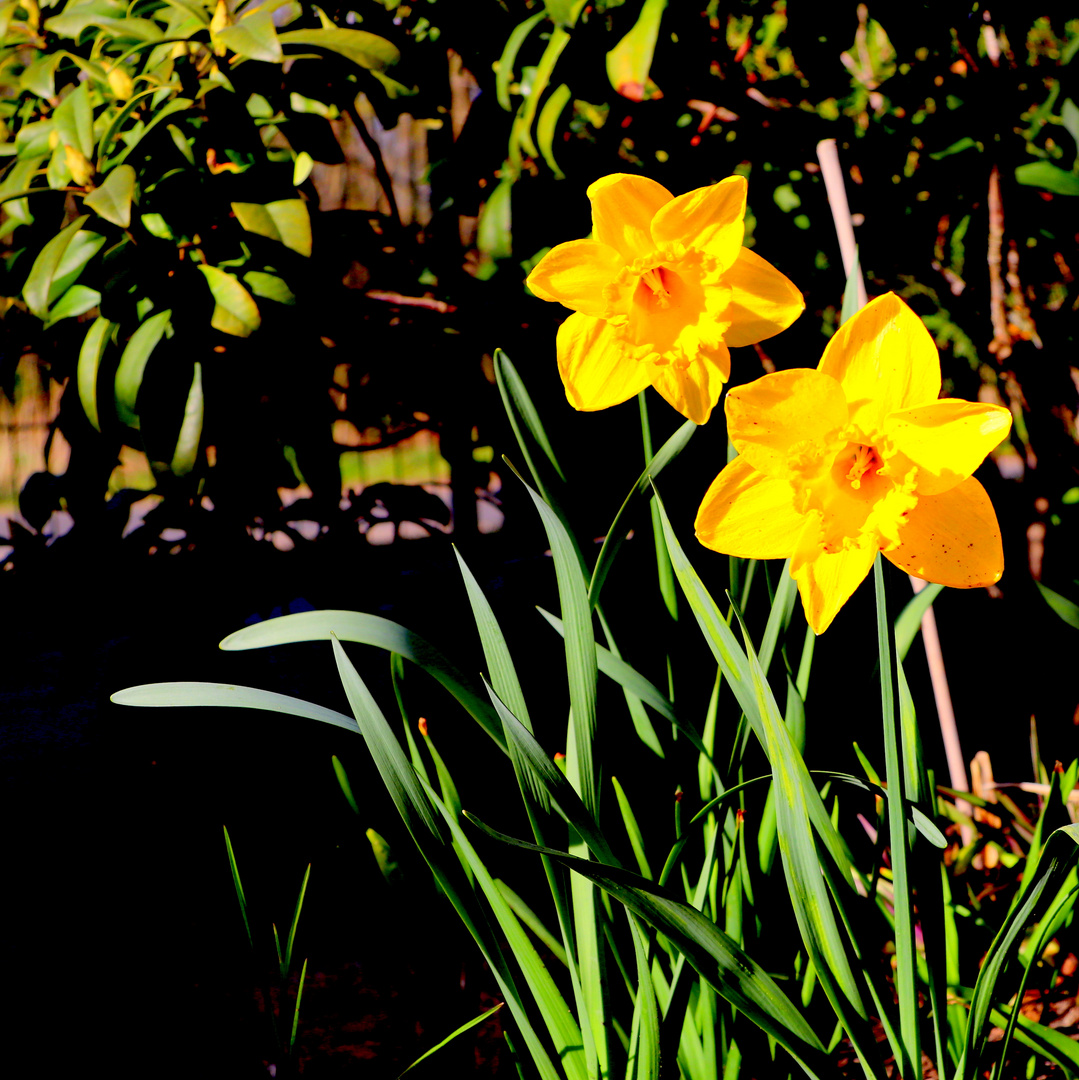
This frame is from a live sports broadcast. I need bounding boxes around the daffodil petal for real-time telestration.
[818,293,940,434]
[556,311,652,410]
[725,368,847,478]
[720,247,806,348]
[650,350,730,424]
[791,517,878,634]
[650,175,746,270]
[587,173,672,260]
[884,475,1003,588]
[695,457,802,559]
[526,239,625,316]
[885,400,1012,496]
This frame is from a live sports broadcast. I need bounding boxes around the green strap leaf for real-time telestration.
[198,265,261,337]
[536,82,571,179]
[1014,160,1079,196]
[399,1003,506,1077]
[84,164,136,227]
[496,11,546,111]
[466,813,832,1078]
[895,581,944,660]
[110,680,360,734]
[219,610,506,752]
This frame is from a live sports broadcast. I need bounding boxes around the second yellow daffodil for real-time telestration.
[526,173,803,424]
[695,293,1012,634]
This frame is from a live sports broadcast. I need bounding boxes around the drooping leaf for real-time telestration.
[19,53,63,99]
[44,9,164,41]
[476,176,513,263]
[22,215,104,320]
[114,308,172,427]
[43,284,100,328]
[215,7,283,62]
[111,680,360,734]
[198,265,261,337]
[76,316,113,431]
[232,199,311,256]
[1014,160,1079,196]
[219,610,506,752]
[84,164,136,227]
[605,0,666,101]
[536,82,571,179]
[243,271,296,305]
[170,362,203,475]
[54,81,95,160]
[278,27,400,70]
[496,11,546,110]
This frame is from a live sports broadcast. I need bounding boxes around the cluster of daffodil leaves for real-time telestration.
[526,172,1013,633]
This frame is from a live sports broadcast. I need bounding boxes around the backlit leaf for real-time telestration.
[232,199,311,256]
[115,309,172,427]
[84,164,135,227]
[278,27,400,70]
[198,265,261,337]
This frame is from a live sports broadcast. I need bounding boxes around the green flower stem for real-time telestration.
[874,555,920,1078]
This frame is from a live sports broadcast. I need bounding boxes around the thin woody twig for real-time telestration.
[815,139,867,308]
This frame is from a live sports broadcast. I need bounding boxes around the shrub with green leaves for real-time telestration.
[0,0,398,479]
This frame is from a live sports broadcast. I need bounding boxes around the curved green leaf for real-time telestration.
[110,680,360,734]
[215,8,282,63]
[536,82,571,179]
[54,81,95,160]
[495,11,545,111]
[23,215,105,320]
[198,265,260,337]
[115,308,172,427]
[77,316,113,430]
[43,284,100,328]
[85,164,136,227]
[277,27,400,70]
[219,610,506,752]
[605,0,666,101]
[170,361,203,475]
[1015,160,1079,196]
[232,199,311,256]
[243,271,296,304]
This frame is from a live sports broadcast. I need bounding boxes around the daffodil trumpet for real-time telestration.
[526,172,804,424]
[695,292,1012,634]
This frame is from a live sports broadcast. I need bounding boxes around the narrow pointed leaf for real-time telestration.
[400,1003,506,1077]
[77,316,113,430]
[232,200,311,256]
[219,610,505,751]
[114,309,171,427]
[85,164,136,227]
[199,265,260,337]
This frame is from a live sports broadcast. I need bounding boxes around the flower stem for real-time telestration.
[874,555,920,1078]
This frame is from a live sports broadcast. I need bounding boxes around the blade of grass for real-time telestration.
[289,957,308,1053]
[496,881,568,968]
[399,1003,506,1078]
[223,826,253,950]
[282,863,310,978]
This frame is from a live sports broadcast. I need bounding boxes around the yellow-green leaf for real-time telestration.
[44,284,100,328]
[277,27,400,70]
[22,215,102,320]
[199,265,261,336]
[54,81,95,159]
[243,271,296,305]
[171,362,203,475]
[215,8,283,63]
[19,54,63,99]
[231,199,311,256]
[115,309,172,427]
[606,0,666,101]
[84,164,135,227]
[77,316,113,431]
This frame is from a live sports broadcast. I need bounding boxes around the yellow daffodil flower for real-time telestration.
[525,173,804,424]
[695,293,1012,634]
